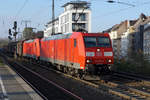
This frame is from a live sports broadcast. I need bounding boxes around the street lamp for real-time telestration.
[107,0,135,7]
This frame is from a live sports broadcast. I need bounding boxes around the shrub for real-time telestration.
[0,57,4,66]
[114,53,150,76]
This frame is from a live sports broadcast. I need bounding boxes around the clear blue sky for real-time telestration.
[0,0,150,38]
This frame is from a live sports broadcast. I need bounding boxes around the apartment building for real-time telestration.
[108,20,136,59]
[143,18,150,61]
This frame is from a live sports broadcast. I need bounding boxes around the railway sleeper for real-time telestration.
[109,89,138,100]
[129,88,150,98]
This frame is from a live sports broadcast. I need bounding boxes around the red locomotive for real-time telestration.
[16,32,113,78]
[23,39,40,60]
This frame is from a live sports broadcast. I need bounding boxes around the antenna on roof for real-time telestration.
[52,0,55,35]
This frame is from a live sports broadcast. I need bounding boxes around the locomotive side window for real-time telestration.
[74,39,77,47]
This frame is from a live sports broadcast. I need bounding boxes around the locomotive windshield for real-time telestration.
[84,36,111,48]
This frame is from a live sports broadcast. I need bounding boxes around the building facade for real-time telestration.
[44,1,91,37]
[108,20,136,59]
[120,31,129,58]
[143,21,150,61]
[107,13,150,60]
[109,31,118,57]
[120,28,135,58]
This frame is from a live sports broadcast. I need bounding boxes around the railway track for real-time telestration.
[113,71,150,87]
[21,59,150,100]
[1,53,150,100]
[112,71,150,99]
[1,55,83,100]
[114,71,150,81]
[1,54,118,100]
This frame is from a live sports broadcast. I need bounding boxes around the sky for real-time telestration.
[0,0,150,39]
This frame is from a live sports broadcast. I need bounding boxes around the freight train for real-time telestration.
[5,32,114,78]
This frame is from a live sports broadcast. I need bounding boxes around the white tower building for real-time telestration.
[44,1,91,37]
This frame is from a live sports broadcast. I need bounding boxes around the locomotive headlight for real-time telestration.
[87,60,90,63]
[86,60,92,63]
[97,49,100,52]
[108,60,112,63]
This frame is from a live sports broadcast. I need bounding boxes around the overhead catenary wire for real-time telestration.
[2,0,150,37]
[15,0,29,18]
[93,0,150,19]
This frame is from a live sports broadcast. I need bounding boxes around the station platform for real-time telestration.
[0,64,43,100]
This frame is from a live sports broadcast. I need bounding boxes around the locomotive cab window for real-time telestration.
[84,37,97,47]
[74,39,77,47]
[97,37,111,47]
[84,36,111,48]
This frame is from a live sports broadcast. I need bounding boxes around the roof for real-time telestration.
[111,24,120,31]
[62,1,90,7]
[129,20,137,26]
[142,16,150,25]
[133,13,148,30]
[47,18,59,25]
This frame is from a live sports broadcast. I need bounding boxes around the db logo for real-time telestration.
[96,52,102,56]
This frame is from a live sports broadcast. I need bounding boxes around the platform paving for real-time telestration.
[0,64,43,100]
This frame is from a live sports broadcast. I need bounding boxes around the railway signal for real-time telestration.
[13,21,17,30]
[8,36,12,42]
[13,21,18,41]
[9,29,12,36]
[13,32,18,37]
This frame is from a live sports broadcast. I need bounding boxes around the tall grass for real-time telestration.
[0,57,4,65]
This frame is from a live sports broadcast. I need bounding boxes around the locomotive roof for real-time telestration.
[24,32,110,42]
[42,33,72,41]
[24,39,34,43]
[83,33,109,36]
[42,32,109,41]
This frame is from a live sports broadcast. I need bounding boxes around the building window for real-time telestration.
[72,13,76,21]
[72,23,77,31]
[65,24,67,33]
[61,16,65,24]
[61,26,63,32]
[72,13,86,21]
[79,13,86,21]
[55,27,58,33]
[65,24,69,32]
[63,16,65,24]
[63,25,65,33]
[65,15,67,23]
[80,23,86,29]
[72,23,86,31]
[61,17,63,24]
[66,13,69,22]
